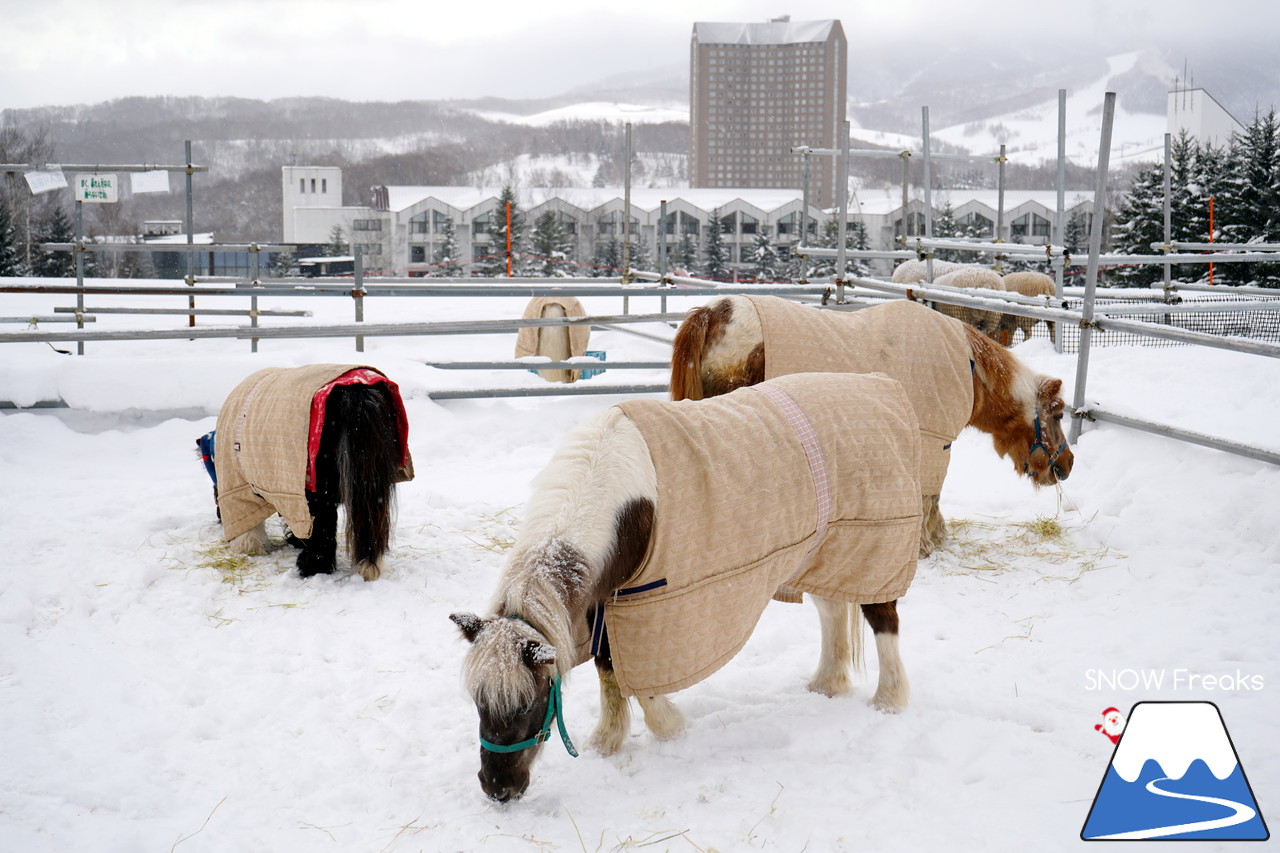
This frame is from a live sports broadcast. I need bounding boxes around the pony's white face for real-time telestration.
[450,613,557,803]
[997,376,1074,486]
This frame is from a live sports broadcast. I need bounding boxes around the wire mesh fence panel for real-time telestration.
[1035,292,1280,351]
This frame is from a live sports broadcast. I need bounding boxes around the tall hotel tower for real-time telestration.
[689,17,847,207]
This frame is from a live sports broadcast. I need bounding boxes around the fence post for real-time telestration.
[249,243,261,353]
[1069,92,1116,443]
[354,244,365,353]
[921,107,934,282]
[185,140,196,325]
[1054,90,1067,353]
[74,201,85,355]
[658,199,668,315]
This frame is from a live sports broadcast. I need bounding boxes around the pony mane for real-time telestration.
[965,323,1043,430]
[669,296,763,401]
[490,406,657,677]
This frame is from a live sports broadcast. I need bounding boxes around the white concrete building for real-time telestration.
[1167,88,1244,149]
[281,166,1096,277]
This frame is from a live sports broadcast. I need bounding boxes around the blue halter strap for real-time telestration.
[478,673,578,758]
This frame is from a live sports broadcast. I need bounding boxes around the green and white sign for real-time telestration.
[74,173,118,203]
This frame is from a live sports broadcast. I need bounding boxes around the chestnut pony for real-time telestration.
[669,295,1074,556]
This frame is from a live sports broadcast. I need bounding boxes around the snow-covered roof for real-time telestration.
[693,19,836,46]
[384,186,814,216]
[849,188,1096,217]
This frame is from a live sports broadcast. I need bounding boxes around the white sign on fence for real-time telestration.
[24,168,68,195]
[74,173,119,203]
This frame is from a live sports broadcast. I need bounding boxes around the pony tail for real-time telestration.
[669,306,712,401]
[330,383,400,577]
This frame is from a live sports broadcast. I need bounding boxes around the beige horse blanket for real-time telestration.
[604,372,921,697]
[514,297,591,356]
[747,296,973,496]
[214,364,413,542]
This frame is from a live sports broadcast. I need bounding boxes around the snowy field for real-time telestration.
[0,281,1276,852]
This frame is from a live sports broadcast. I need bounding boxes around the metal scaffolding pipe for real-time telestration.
[1080,407,1280,466]
[1071,92,1116,444]
[40,242,291,253]
[1,281,837,299]
[1172,282,1280,297]
[848,277,1080,323]
[425,360,669,371]
[0,311,692,345]
[53,306,311,317]
[1158,241,1280,252]
[426,383,667,400]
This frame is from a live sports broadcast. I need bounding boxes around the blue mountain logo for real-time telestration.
[1082,701,1268,840]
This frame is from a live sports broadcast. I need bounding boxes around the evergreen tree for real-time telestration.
[675,233,699,276]
[1219,110,1280,286]
[702,208,729,281]
[479,186,527,277]
[0,196,22,276]
[629,235,654,275]
[271,250,299,278]
[325,225,349,257]
[1063,211,1088,286]
[809,217,871,279]
[749,226,779,281]
[432,216,462,276]
[30,204,75,278]
[530,210,574,277]
[932,202,983,264]
[1112,161,1166,287]
[593,237,621,277]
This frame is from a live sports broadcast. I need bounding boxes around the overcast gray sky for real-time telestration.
[1,0,1268,110]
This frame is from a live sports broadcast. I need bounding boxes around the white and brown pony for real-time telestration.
[669,295,1074,556]
[209,364,413,580]
[452,374,917,802]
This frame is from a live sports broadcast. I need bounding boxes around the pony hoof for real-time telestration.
[807,674,852,698]
[869,695,906,714]
[296,552,335,577]
[355,559,382,581]
[588,728,625,756]
[229,526,272,556]
[638,697,686,741]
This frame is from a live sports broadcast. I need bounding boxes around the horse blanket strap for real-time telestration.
[748,383,832,596]
[606,372,922,697]
[747,295,973,496]
[589,579,670,658]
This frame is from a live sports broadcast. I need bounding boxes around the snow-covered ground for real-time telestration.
[1,281,1276,851]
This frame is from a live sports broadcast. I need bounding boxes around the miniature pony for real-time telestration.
[668,296,1073,556]
[453,372,921,802]
[209,364,412,580]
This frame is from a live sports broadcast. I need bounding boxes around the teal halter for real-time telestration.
[479,674,579,758]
